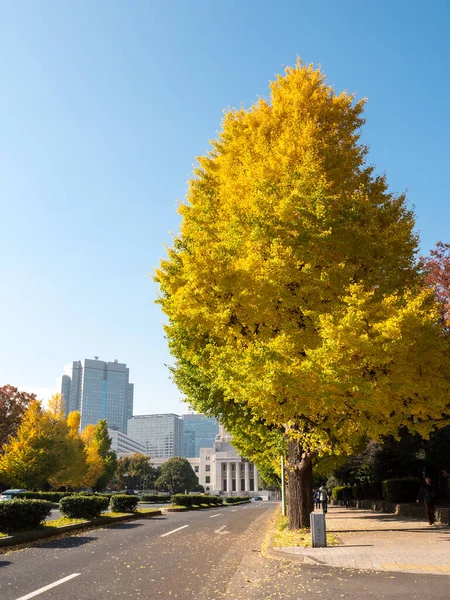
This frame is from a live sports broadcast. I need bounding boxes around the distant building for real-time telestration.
[198,424,259,494]
[127,414,183,459]
[108,428,146,458]
[151,425,261,496]
[182,413,219,458]
[57,358,134,433]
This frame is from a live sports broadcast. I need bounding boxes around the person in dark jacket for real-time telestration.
[417,476,438,525]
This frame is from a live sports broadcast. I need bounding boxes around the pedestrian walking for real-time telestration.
[319,486,328,513]
[313,489,320,509]
[417,476,438,525]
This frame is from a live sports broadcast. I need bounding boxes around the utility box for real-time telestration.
[311,512,327,547]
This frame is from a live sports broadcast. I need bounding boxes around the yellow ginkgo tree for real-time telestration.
[156,60,450,528]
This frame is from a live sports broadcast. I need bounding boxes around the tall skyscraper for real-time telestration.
[57,358,134,433]
[127,414,183,459]
[182,413,219,458]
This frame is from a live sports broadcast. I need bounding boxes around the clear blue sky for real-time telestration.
[1,1,449,415]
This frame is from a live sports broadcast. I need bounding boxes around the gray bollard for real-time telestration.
[311,511,327,547]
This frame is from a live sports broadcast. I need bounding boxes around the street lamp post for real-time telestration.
[281,455,286,516]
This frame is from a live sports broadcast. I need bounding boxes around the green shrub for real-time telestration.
[59,495,109,519]
[0,499,53,533]
[110,495,139,513]
[210,496,223,505]
[77,492,113,500]
[361,482,382,500]
[331,486,347,501]
[140,494,171,503]
[171,494,192,507]
[171,494,219,507]
[16,491,75,503]
[225,496,250,504]
[382,478,421,503]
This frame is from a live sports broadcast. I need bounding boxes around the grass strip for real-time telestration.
[272,512,337,547]
[44,517,88,528]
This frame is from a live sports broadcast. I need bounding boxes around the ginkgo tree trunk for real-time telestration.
[155,60,450,529]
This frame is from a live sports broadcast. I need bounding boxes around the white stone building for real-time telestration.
[150,426,258,495]
[197,426,259,494]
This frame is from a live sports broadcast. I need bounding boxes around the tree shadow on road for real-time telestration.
[109,522,143,529]
[0,560,11,568]
[36,535,97,549]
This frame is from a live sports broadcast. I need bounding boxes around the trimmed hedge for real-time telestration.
[59,494,109,519]
[140,495,171,503]
[0,499,52,533]
[77,492,113,500]
[16,491,75,502]
[382,478,421,503]
[110,495,139,513]
[224,496,250,504]
[171,494,223,507]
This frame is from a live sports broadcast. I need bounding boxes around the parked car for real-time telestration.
[0,489,27,501]
[251,496,263,501]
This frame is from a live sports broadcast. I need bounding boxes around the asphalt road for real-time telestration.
[1,502,276,600]
[2,502,449,600]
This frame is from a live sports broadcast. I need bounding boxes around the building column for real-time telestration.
[244,462,250,492]
[254,465,259,492]
[226,461,233,495]
[236,462,241,492]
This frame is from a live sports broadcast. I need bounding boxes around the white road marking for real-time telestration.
[209,513,222,518]
[15,573,81,600]
[160,525,189,537]
[214,525,229,534]
[231,509,237,512]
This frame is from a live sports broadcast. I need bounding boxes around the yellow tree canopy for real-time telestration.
[0,399,64,489]
[49,410,89,489]
[81,424,105,487]
[156,60,450,462]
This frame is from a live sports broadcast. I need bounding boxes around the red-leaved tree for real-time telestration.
[0,385,36,449]
[422,242,450,326]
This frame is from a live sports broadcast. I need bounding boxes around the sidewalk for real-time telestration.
[273,506,450,575]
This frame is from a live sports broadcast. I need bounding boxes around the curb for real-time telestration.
[0,510,162,549]
[263,512,308,564]
[262,508,329,565]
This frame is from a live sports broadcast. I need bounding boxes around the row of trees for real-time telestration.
[0,386,201,495]
[113,454,200,495]
[156,60,450,528]
[0,390,116,491]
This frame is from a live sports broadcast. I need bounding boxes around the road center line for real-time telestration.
[160,525,189,537]
[209,513,222,518]
[15,573,81,600]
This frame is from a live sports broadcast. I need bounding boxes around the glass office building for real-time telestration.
[182,413,219,458]
[127,414,183,459]
[58,358,134,433]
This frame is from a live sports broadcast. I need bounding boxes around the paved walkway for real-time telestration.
[274,506,450,575]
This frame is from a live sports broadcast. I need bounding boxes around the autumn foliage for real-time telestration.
[156,60,450,528]
[0,385,36,448]
[422,241,450,326]
[0,393,115,490]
